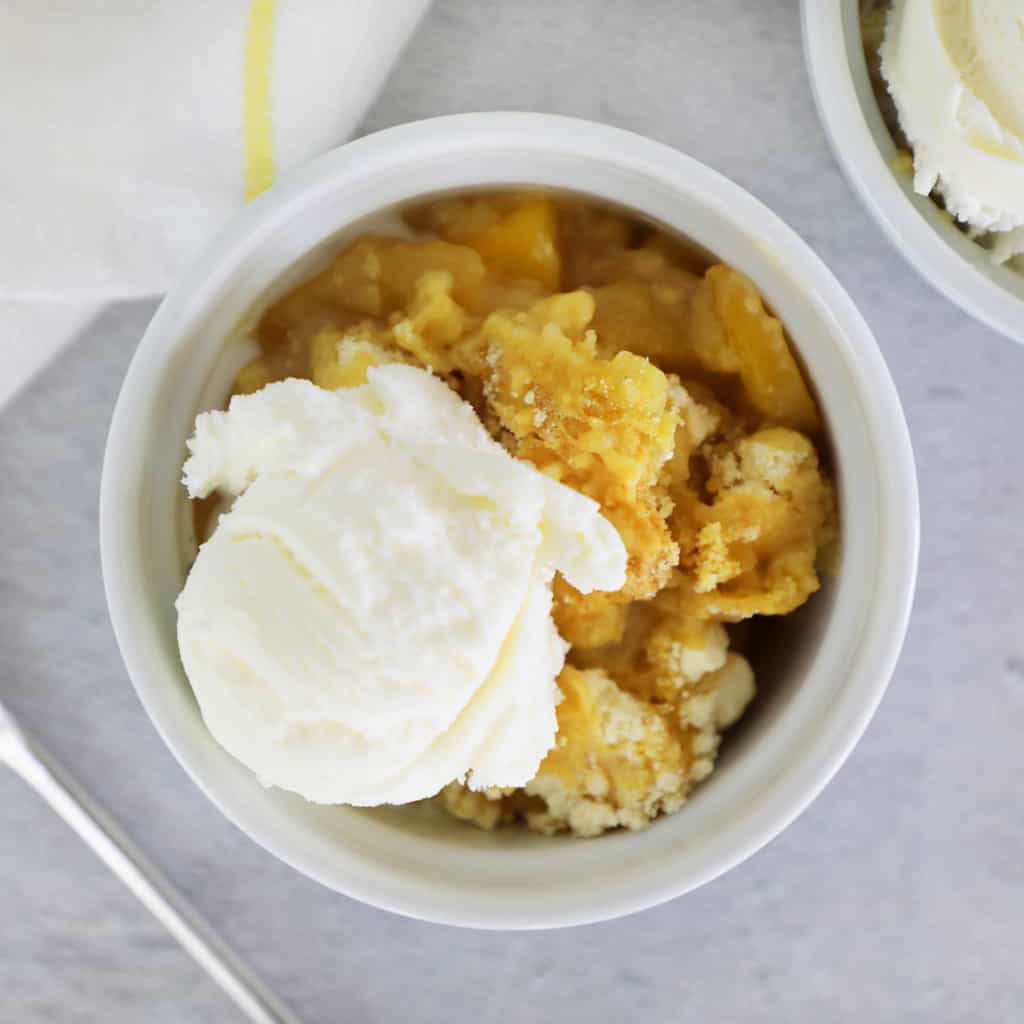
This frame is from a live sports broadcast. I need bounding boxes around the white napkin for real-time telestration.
[0,0,430,300]
[0,0,430,406]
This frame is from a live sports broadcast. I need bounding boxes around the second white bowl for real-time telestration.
[802,0,1024,346]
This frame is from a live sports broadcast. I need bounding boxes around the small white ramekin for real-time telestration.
[101,113,918,929]
[802,1,1024,346]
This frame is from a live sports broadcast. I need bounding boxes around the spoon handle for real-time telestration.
[0,700,300,1024]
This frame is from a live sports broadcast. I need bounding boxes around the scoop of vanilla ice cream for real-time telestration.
[176,366,627,805]
[881,0,1024,261]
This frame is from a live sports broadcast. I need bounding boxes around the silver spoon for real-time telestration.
[0,697,300,1024]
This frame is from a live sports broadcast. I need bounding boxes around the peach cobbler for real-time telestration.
[223,192,836,837]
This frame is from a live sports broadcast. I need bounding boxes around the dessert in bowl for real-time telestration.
[802,0,1024,345]
[180,188,837,837]
[101,114,917,927]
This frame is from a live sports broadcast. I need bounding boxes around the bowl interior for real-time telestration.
[103,121,911,926]
[178,190,841,838]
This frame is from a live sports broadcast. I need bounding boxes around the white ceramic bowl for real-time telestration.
[101,113,918,929]
[802,1,1024,346]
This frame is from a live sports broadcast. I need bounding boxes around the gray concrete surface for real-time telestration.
[2,1,1022,1021]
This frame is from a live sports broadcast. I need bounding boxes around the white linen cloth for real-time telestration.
[0,0,430,406]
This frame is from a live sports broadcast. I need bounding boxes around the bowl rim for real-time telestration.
[101,112,919,928]
[801,0,1024,347]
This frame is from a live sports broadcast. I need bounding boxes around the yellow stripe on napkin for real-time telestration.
[244,0,277,200]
